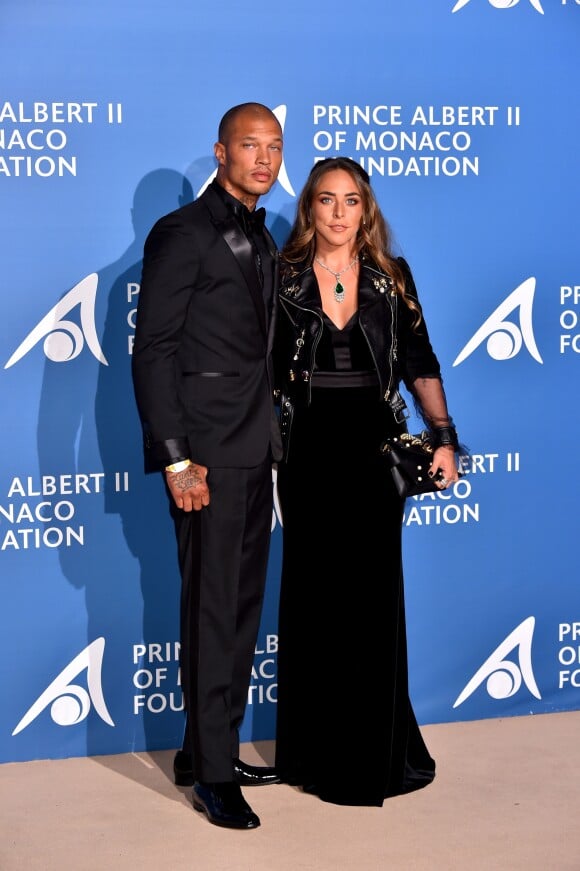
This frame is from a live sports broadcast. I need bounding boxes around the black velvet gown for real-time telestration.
[275,311,435,806]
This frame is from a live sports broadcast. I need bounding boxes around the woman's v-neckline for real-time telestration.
[322,309,358,332]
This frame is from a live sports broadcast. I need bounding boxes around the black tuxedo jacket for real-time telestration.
[132,181,282,470]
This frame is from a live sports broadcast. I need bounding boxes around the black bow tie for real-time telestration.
[240,206,266,235]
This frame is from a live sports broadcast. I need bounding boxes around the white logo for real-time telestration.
[12,637,115,735]
[197,104,296,198]
[453,616,541,708]
[452,0,544,13]
[4,273,107,369]
[453,276,542,366]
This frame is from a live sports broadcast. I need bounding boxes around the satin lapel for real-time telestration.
[267,251,279,355]
[263,225,278,260]
[203,187,267,337]
[220,217,268,336]
[261,224,279,353]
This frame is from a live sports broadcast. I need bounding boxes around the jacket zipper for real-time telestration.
[282,298,323,406]
[358,267,397,402]
[384,291,397,401]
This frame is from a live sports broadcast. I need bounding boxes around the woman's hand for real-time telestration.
[430,445,459,490]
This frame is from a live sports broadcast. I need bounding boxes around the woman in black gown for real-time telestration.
[273,158,460,807]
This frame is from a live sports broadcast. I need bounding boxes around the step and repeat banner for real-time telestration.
[1,0,579,763]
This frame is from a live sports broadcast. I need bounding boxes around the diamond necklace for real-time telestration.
[314,255,358,303]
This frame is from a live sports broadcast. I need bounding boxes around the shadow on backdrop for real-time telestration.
[35,161,291,762]
[37,169,194,759]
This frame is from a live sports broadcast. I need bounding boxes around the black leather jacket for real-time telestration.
[274,256,443,458]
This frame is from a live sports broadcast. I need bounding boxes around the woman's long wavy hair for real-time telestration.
[281,157,419,321]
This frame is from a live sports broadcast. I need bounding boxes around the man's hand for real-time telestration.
[166,462,210,511]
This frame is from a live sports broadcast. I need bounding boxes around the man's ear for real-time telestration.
[214,141,225,166]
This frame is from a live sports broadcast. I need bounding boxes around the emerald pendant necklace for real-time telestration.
[314,255,358,303]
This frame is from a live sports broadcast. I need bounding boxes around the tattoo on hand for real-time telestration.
[172,467,203,492]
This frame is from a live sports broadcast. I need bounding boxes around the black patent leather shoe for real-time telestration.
[233,758,281,786]
[192,781,260,829]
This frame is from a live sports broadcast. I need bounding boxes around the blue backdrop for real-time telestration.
[1,0,579,763]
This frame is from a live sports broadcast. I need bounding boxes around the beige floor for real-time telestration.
[1,711,579,871]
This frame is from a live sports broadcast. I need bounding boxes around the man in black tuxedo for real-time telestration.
[132,103,284,829]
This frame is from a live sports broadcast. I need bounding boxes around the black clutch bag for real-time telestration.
[380,431,443,498]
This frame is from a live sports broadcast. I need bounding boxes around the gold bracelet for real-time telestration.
[165,459,192,473]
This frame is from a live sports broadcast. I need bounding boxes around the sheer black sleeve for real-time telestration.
[397,258,458,448]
